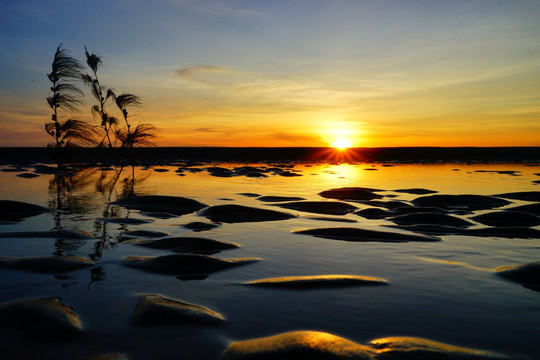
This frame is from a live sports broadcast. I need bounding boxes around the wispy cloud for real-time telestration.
[173,65,229,84]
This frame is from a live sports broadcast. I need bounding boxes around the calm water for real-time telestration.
[0,162,539,359]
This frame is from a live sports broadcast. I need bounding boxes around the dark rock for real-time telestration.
[0,200,51,221]
[319,187,383,201]
[122,254,260,275]
[244,275,388,288]
[504,203,540,216]
[98,217,153,225]
[200,204,295,223]
[412,194,510,211]
[131,294,224,324]
[223,331,508,360]
[465,227,540,239]
[471,211,540,227]
[112,195,207,216]
[496,261,540,285]
[273,201,357,215]
[393,188,438,195]
[177,274,209,281]
[16,173,40,178]
[153,168,169,172]
[135,236,239,253]
[389,212,474,228]
[354,208,390,219]
[257,196,306,202]
[0,297,82,339]
[494,191,540,202]
[294,227,440,243]
[237,193,261,198]
[0,256,94,273]
[182,221,220,231]
[391,206,450,215]
[0,229,93,239]
[385,224,466,236]
[120,230,169,239]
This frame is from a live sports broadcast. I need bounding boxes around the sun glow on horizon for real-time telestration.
[331,137,353,150]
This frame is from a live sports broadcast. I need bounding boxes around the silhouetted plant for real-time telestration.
[115,123,158,148]
[82,46,118,147]
[46,44,95,147]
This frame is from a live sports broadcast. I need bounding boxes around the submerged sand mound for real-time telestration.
[132,294,224,325]
[389,212,474,228]
[0,255,94,273]
[496,261,540,285]
[182,221,220,231]
[494,191,540,202]
[0,297,82,339]
[123,253,260,275]
[0,200,51,221]
[244,275,388,288]
[223,331,509,360]
[273,201,357,215]
[294,227,440,243]
[120,230,170,239]
[200,204,295,223]
[319,187,383,201]
[412,194,510,211]
[354,208,390,219]
[471,211,540,227]
[505,203,540,216]
[134,236,239,253]
[112,195,208,216]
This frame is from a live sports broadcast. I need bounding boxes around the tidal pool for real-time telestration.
[0,162,539,359]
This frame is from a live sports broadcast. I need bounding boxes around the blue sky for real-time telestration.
[1,0,539,146]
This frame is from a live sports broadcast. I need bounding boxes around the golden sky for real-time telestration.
[1,1,539,147]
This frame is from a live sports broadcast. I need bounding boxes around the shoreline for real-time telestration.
[0,146,539,165]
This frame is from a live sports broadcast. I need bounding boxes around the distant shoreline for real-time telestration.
[0,147,539,165]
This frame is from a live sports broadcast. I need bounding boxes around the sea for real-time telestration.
[0,148,539,359]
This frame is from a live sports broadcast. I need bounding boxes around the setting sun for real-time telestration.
[332,138,353,150]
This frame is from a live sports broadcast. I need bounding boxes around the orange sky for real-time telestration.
[1,1,539,147]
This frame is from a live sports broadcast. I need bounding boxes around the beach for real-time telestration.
[0,152,539,359]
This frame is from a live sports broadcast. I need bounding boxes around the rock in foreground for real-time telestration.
[223,331,509,360]
[112,195,207,216]
[123,254,260,275]
[200,204,295,223]
[244,275,387,288]
[412,194,510,211]
[135,236,239,253]
[496,261,540,285]
[0,200,51,221]
[132,294,224,325]
[0,297,82,339]
[319,187,383,201]
[294,227,440,243]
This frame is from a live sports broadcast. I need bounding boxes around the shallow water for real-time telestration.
[0,162,539,359]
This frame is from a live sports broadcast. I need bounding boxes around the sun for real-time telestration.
[331,137,353,150]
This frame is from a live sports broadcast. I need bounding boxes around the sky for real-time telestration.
[1,0,539,147]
